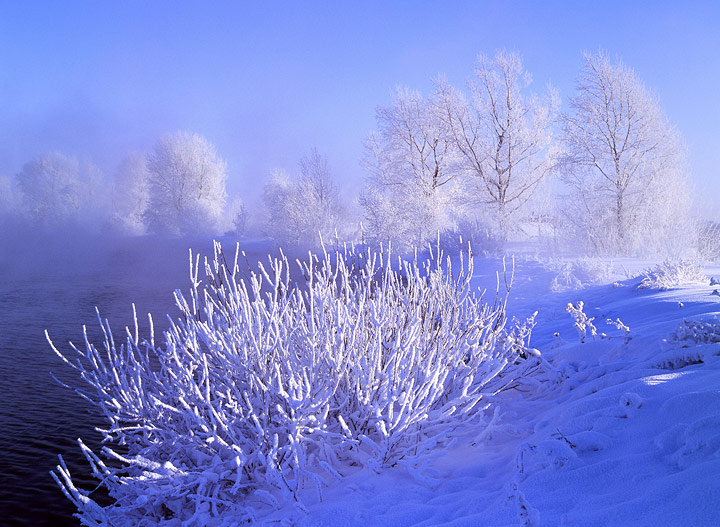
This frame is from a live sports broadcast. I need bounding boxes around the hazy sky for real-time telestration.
[1,1,719,210]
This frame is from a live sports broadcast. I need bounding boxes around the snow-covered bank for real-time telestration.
[257,258,720,526]
[51,250,720,526]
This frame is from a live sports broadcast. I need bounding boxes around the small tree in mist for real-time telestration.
[437,51,559,241]
[146,131,228,236]
[224,194,247,236]
[112,153,150,235]
[559,52,691,255]
[362,87,462,251]
[15,152,105,225]
[0,176,16,216]
[262,149,346,247]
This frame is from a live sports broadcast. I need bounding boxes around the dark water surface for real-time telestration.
[0,235,259,526]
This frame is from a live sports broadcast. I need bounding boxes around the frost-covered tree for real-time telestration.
[262,149,345,247]
[15,152,105,225]
[0,175,17,216]
[223,194,247,236]
[146,132,228,236]
[111,153,150,235]
[362,87,461,250]
[560,52,690,255]
[436,51,559,240]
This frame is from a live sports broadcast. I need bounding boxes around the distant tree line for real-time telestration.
[362,51,691,256]
[0,51,698,257]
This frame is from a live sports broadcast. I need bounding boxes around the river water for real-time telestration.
[0,234,256,526]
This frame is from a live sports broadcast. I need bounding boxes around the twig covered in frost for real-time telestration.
[606,318,631,343]
[48,240,516,525]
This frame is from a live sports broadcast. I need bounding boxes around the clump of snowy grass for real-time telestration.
[48,241,519,525]
[565,301,631,344]
[636,259,707,291]
[565,301,597,343]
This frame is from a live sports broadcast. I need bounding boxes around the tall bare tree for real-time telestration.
[362,87,461,250]
[437,51,559,240]
[560,52,690,254]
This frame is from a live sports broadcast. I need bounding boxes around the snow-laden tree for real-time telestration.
[436,51,559,240]
[559,52,691,255]
[146,132,228,236]
[362,87,462,251]
[262,149,346,247]
[0,175,17,216]
[15,152,105,225]
[223,194,247,236]
[111,152,150,235]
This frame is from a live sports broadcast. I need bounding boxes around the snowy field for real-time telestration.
[49,243,720,526]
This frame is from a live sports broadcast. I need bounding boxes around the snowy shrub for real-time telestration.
[549,258,613,292]
[636,259,707,291]
[606,318,631,343]
[446,218,506,256]
[673,318,720,345]
[565,301,597,343]
[49,241,515,525]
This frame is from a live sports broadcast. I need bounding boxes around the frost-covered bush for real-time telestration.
[673,318,720,345]
[549,258,613,292]
[636,259,707,291]
[444,217,506,256]
[49,241,515,525]
[565,301,597,343]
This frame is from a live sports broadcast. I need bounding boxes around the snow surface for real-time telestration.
[251,257,720,526]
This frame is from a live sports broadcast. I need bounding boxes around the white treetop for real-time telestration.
[15,152,104,225]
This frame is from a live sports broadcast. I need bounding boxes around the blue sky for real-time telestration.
[1,1,719,211]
